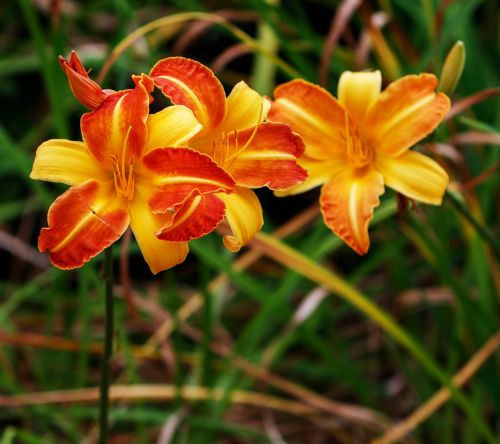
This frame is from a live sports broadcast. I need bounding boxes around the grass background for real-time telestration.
[0,0,499,443]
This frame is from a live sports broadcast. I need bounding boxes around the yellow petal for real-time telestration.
[320,168,384,254]
[217,187,263,252]
[220,81,269,133]
[338,71,382,123]
[275,153,344,196]
[365,74,450,157]
[128,190,189,274]
[30,139,109,186]
[145,105,202,152]
[375,150,449,204]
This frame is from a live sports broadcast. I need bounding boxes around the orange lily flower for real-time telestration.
[31,74,235,273]
[149,57,307,251]
[268,71,450,254]
[58,51,112,109]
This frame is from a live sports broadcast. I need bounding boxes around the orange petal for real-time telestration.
[275,153,344,196]
[146,105,202,152]
[58,51,110,109]
[150,57,226,135]
[320,168,384,254]
[217,187,263,252]
[81,74,153,168]
[220,81,270,132]
[375,151,449,204]
[140,147,235,213]
[156,194,225,242]
[30,139,110,186]
[268,79,346,160]
[365,74,450,157]
[128,190,189,274]
[338,71,381,123]
[224,122,307,190]
[39,180,129,269]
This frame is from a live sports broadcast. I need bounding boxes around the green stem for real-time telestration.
[251,232,497,444]
[445,191,500,259]
[99,247,114,444]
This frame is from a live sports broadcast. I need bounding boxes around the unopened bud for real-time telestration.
[439,41,466,95]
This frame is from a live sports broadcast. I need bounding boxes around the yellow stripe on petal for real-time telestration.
[156,194,225,242]
[140,147,234,213]
[365,74,450,157]
[338,71,382,123]
[146,105,202,152]
[220,81,268,133]
[128,189,189,274]
[217,187,263,252]
[376,151,449,205]
[224,122,306,190]
[320,168,384,255]
[81,76,153,168]
[150,57,227,136]
[30,139,110,186]
[268,79,346,160]
[39,180,129,269]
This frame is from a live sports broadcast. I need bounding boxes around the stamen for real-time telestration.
[344,112,372,169]
[111,127,135,200]
[224,100,265,165]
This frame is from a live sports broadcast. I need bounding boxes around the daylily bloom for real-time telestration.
[149,57,307,251]
[268,71,450,254]
[31,74,235,273]
[58,51,112,109]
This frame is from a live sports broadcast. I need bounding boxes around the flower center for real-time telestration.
[343,113,373,169]
[112,155,135,200]
[211,102,264,168]
[112,126,135,201]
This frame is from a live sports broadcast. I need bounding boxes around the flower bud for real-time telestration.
[439,41,466,95]
[59,51,110,109]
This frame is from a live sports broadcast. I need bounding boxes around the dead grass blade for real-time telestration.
[319,0,362,87]
[372,330,500,444]
[446,88,500,121]
[449,131,500,145]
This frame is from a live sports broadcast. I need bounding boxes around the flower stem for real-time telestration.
[99,246,114,443]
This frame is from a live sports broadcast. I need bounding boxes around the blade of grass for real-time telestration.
[18,0,68,138]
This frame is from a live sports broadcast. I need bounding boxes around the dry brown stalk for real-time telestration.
[319,0,362,87]
[132,291,391,433]
[446,88,500,121]
[0,384,317,417]
[372,330,500,444]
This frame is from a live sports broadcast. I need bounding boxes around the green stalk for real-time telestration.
[445,191,500,259]
[99,247,114,444]
[249,0,279,95]
[18,0,68,139]
[421,0,436,43]
[251,232,497,444]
